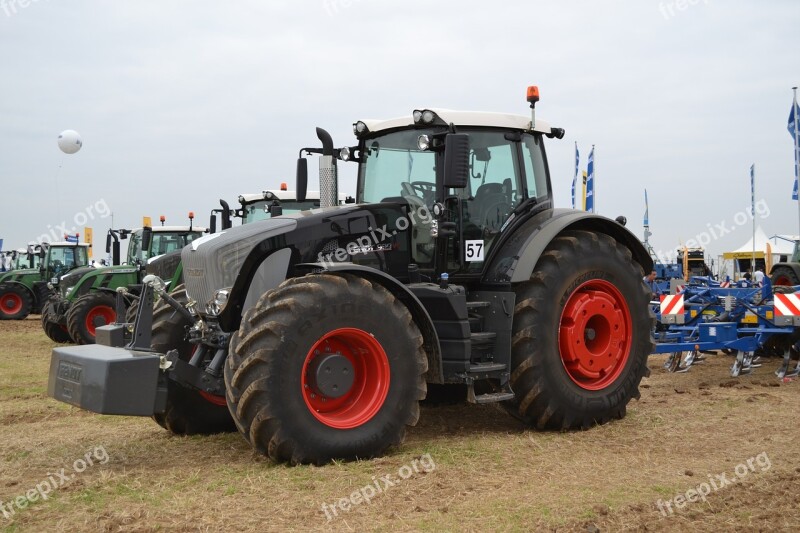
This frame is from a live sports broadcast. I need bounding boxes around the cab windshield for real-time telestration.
[243,199,319,223]
[48,246,89,277]
[128,230,203,262]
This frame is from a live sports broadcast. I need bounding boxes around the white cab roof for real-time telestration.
[240,190,321,203]
[360,109,552,135]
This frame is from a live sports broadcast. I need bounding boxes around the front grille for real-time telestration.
[182,218,297,309]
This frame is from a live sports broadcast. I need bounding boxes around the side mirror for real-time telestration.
[105,232,112,254]
[209,213,217,234]
[296,157,308,203]
[443,133,469,189]
[141,227,152,260]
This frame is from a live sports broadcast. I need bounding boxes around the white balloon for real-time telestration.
[57,130,82,154]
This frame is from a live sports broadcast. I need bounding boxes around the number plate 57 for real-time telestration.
[465,240,484,262]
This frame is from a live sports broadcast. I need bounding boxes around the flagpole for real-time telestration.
[794,87,800,239]
[751,164,756,276]
[593,145,596,214]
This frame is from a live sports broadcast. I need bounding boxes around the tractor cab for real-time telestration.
[107,215,206,266]
[42,242,90,281]
[240,185,329,223]
[352,115,554,277]
[13,248,41,270]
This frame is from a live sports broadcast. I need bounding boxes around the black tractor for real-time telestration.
[49,87,654,465]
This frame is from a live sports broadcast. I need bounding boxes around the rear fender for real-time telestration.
[487,208,653,284]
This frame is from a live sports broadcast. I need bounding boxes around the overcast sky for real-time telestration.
[1,0,798,268]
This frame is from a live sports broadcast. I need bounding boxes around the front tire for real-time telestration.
[66,292,118,344]
[225,273,427,465]
[0,283,32,320]
[42,302,72,343]
[150,285,236,435]
[507,230,654,429]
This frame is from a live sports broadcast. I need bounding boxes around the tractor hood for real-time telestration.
[181,216,298,308]
[182,202,420,329]
[59,266,95,289]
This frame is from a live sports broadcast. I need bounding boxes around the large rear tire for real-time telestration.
[0,282,32,320]
[66,292,118,345]
[225,273,427,465]
[41,302,72,343]
[771,265,800,286]
[151,285,236,435]
[507,230,654,429]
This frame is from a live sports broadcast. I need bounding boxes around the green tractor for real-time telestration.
[0,242,90,320]
[770,240,800,286]
[43,218,205,344]
[1,247,42,272]
[50,87,654,465]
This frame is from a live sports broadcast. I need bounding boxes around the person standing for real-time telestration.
[643,270,659,300]
[753,267,765,287]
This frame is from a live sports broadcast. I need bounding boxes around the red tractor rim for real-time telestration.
[199,391,228,406]
[558,279,632,391]
[187,345,227,406]
[84,305,116,336]
[1,293,23,315]
[302,327,390,429]
[773,275,792,286]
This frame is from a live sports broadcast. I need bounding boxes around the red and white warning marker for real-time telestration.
[660,294,685,316]
[774,293,800,317]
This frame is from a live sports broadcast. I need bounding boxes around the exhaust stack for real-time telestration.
[316,127,338,209]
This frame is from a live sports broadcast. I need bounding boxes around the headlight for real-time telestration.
[50,277,58,284]
[417,134,431,151]
[205,288,232,316]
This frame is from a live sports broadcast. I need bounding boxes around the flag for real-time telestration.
[790,97,800,200]
[750,164,755,216]
[644,189,649,226]
[570,176,576,209]
[585,146,595,213]
[572,142,579,209]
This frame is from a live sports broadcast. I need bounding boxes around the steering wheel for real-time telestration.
[481,201,513,233]
[401,181,435,203]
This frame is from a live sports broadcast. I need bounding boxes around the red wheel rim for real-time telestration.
[558,279,632,390]
[199,391,227,406]
[302,327,390,429]
[84,305,116,336]
[1,293,22,315]
[773,275,792,286]
[189,346,227,406]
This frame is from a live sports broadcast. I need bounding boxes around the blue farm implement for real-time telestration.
[651,279,800,378]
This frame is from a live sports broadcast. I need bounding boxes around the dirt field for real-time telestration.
[2,317,800,532]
